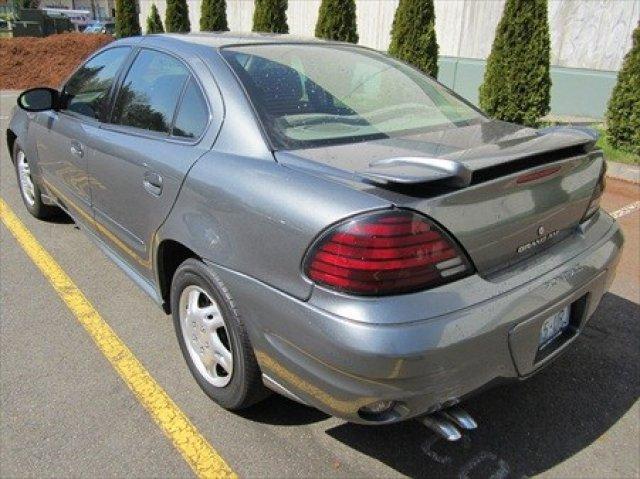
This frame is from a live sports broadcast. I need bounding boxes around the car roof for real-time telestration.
[144,32,350,49]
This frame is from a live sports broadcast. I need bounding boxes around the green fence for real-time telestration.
[438,56,617,121]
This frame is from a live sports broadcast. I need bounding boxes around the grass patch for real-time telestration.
[595,125,640,166]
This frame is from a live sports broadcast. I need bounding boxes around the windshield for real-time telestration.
[221,44,484,149]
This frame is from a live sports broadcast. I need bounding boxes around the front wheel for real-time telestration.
[14,146,59,219]
[170,259,268,410]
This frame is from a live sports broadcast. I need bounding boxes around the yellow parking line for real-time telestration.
[0,198,236,479]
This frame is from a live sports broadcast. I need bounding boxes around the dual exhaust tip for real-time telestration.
[419,406,477,441]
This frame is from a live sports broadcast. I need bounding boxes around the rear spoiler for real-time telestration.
[361,157,473,187]
[359,128,598,188]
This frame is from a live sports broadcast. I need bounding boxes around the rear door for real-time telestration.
[32,46,132,227]
[87,48,212,279]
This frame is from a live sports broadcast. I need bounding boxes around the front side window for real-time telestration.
[112,49,190,134]
[221,45,484,149]
[64,47,131,120]
[172,78,209,139]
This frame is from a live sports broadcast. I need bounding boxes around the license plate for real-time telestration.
[539,305,571,350]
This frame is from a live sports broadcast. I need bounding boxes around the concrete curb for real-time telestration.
[607,161,640,184]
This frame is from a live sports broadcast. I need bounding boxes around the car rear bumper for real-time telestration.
[207,211,623,424]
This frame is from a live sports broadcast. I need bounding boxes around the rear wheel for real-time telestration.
[14,146,59,219]
[170,259,268,410]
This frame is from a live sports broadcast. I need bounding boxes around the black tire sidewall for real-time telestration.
[170,259,260,410]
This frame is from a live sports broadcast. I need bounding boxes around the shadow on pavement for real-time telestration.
[238,393,330,426]
[324,292,639,477]
[43,209,74,224]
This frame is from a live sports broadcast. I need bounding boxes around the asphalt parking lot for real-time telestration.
[1,90,638,478]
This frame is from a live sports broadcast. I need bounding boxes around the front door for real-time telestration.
[32,46,132,228]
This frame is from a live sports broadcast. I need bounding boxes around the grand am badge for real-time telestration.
[517,228,559,254]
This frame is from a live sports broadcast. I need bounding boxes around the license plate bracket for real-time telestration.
[534,296,587,363]
[538,305,571,351]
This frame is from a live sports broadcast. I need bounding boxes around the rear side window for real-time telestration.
[64,47,131,120]
[112,49,190,134]
[172,78,209,139]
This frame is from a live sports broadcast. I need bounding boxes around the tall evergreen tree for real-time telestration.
[115,0,141,38]
[315,0,358,43]
[606,22,640,155]
[388,0,438,77]
[165,0,191,33]
[252,0,288,33]
[20,0,40,8]
[479,0,551,127]
[145,3,164,34]
[200,0,228,31]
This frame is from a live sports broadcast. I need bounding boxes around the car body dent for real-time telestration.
[156,151,390,301]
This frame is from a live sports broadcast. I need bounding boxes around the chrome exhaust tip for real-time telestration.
[418,407,477,441]
[419,415,462,441]
[439,406,478,430]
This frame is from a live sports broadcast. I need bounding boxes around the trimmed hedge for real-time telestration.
[479,0,551,127]
[145,4,164,34]
[606,23,640,156]
[165,0,191,33]
[252,0,288,34]
[315,0,358,44]
[200,0,229,32]
[388,0,438,77]
[115,0,141,38]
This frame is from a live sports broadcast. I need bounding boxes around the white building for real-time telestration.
[137,0,640,120]
[42,0,116,19]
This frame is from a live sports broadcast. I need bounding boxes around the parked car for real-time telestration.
[7,34,622,438]
[84,20,114,35]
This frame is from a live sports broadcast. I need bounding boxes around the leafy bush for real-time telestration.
[165,0,191,33]
[606,23,640,156]
[115,0,141,38]
[388,0,438,77]
[145,4,164,34]
[200,0,228,32]
[252,0,288,34]
[315,0,358,43]
[479,0,551,127]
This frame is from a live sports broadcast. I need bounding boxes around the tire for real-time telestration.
[170,258,268,410]
[13,145,59,219]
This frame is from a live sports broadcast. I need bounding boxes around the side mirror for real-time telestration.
[17,87,61,112]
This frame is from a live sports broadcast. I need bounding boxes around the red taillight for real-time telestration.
[304,210,473,295]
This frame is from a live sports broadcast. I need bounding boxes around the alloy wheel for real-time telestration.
[17,150,36,207]
[179,285,233,387]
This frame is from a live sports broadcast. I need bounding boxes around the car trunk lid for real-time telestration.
[275,120,603,275]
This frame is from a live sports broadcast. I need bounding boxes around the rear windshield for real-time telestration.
[221,44,484,149]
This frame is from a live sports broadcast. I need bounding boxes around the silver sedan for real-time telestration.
[7,33,622,439]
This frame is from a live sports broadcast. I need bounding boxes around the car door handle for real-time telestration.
[143,171,163,196]
[70,141,84,158]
